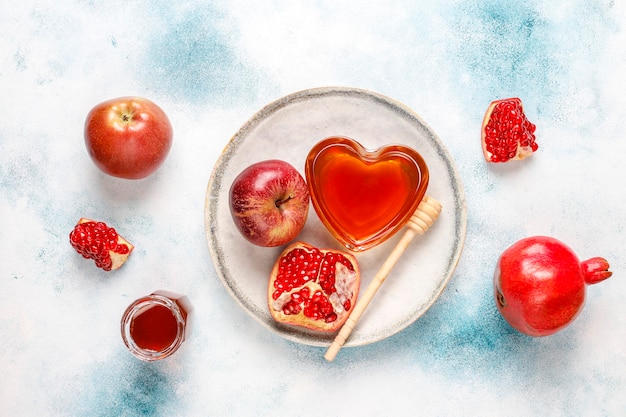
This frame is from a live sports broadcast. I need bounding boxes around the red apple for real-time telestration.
[229,160,310,247]
[84,96,173,179]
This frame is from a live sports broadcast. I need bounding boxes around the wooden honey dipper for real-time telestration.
[324,195,442,362]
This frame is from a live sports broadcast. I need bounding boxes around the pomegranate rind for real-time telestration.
[110,234,134,270]
[268,241,360,332]
[481,97,537,163]
[72,218,134,271]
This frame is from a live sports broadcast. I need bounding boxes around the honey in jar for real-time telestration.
[121,290,192,361]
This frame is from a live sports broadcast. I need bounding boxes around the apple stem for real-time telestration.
[275,194,294,208]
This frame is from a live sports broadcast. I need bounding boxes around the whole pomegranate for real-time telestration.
[268,241,360,332]
[494,236,612,336]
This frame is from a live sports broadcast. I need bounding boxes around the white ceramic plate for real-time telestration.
[205,87,467,347]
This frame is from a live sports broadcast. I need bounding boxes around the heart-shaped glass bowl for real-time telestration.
[306,136,429,251]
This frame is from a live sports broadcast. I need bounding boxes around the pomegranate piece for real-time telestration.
[69,218,134,271]
[494,236,612,337]
[268,241,360,332]
[481,97,538,163]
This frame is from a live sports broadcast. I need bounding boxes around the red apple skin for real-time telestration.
[229,160,310,247]
[84,96,173,179]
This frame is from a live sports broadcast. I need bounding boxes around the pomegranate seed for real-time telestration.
[325,313,337,323]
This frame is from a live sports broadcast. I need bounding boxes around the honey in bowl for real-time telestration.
[305,137,429,251]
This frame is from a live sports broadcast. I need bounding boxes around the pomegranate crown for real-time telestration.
[581,257,612,285]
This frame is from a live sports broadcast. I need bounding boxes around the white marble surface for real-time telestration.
[1,1,625,416]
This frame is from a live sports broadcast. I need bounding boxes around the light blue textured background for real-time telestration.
[1,1,625,416]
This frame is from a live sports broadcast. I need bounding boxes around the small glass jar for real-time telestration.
[121,290,192,361]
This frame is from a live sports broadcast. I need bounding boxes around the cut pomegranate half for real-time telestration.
[268,241,360,332]
[481,97,538,163]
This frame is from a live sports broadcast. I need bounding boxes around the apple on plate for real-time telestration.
[84,96,173,180]
[229,160,310,247]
